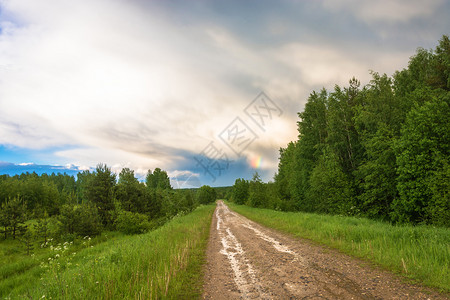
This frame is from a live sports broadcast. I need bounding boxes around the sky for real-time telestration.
[0,0,449,187]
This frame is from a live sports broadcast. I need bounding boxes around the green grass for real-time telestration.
[227,201,450,292]
[0,231,123,298]
[1,204,215,299]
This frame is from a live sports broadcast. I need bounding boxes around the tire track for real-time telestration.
[216,200,266,299]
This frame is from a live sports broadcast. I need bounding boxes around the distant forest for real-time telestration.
[231,35,449,227]
[0,165,218,240]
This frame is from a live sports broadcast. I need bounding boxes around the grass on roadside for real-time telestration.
[3,204,215,299]
[0,231,123,298]
[227,201,450,292]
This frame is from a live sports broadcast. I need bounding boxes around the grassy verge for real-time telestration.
[2,204,215,299]
[227,201,449,292]
[0,231,124,298]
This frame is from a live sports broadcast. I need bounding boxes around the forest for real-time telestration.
[0,165,217,242]
[230,35,449,227]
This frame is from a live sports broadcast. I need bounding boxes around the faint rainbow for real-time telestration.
[250,156,262,169]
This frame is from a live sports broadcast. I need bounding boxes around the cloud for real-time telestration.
[321,0,445,24]
[0,0,298,181]
[0,0,448,185]
[0,119,72,149]
[320,0,450,45]
[169,170,202,189]
[270,42,413,89]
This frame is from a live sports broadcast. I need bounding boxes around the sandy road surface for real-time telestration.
[203,201,447,299]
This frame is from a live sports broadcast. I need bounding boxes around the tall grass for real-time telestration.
[227,202,450,292]
[0,232,123,298]
[2,204,215,299]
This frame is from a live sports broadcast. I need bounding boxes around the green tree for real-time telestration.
[353,73,404,219]
[197,185,216,205]
[154,188,173,218]
[271,35,449,224]
[86,164,116,226]
[274,142,296,203]
[115,168,145,213]
[174,189,196,213]
[247,172,267,208]
[0,197,27,239]
[355,125,397,219]
[144,188,162,219]
[392,96,450,225]
[395,35,450,93]
[76,170,94,204]
[73,204,102,237]
[34,214,50,244]
[430,35,450,91]
[426,160,450,226]
[306,148,353,214]
[0,203,9,239]
[0,176,20,207]
[293,89,329,210]
[231,178,249,205]
[145,168,172,190]
[326,78,364,175]
[265,182,283,210]
[18,227,34,255]
[58,204,77,235]
[59,203,102,237]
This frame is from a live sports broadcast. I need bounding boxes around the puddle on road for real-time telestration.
[241,223,297,256]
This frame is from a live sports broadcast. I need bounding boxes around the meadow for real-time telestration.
[227,201,450,292]
[1,204,215,299]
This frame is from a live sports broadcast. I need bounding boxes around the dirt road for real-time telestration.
[203,201,447,299]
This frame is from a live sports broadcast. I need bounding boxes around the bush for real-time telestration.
[115,210,152,234]
[196,185,216,205]
[58,204,102,237]
[74,205,102,237]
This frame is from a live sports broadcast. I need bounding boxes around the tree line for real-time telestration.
[230,35,449,227]
[0,164,217,241]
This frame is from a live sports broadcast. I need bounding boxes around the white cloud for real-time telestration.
[0,1,236,158]
[0,0,443,183]
[321,0,444,24]
[169,170,201,189]
[270,42,412,89]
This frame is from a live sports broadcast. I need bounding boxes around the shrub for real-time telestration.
[196,185,216,205]
[115,210,152,234]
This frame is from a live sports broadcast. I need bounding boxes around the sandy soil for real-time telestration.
[202,201,448,299]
